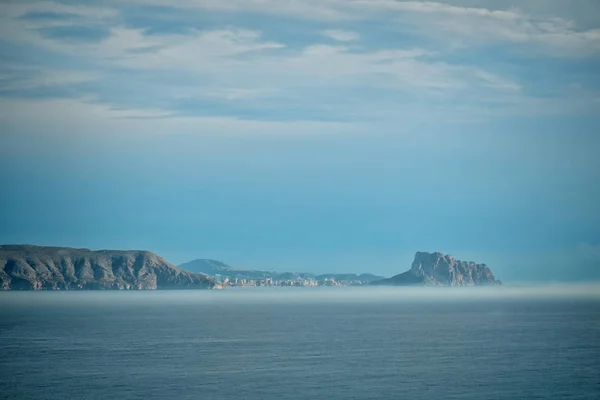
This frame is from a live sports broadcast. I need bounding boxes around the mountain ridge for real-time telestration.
[179,258,385,283]
[0,245,222,290]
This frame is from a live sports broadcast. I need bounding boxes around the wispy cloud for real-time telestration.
[0,97,360,137]
[125,0,600,56]
[99,28,285,68]
[0,0,598,134]
[8,1,597,57]
[8,1,118,19]
[0,70,98,94]
[321,29,359,42]
[394,2,600,57]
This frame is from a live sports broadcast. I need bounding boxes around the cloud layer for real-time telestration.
[0,0,599,133]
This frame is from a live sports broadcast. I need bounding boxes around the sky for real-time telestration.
[0,0,599,282]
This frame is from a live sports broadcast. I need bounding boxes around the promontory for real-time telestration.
[0,245,222,290]
[372,251,501,286]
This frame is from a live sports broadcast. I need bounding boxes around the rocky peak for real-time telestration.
[373,251,501,286]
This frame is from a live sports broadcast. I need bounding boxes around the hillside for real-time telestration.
[178,259,384,283]
[0,245,222,290]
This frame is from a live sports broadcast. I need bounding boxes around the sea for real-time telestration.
[1,286,599,400]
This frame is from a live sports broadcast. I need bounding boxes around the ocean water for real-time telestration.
[1,286,599,400]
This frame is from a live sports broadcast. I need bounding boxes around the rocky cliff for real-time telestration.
[372,251,501,286]
[0,245,222,290]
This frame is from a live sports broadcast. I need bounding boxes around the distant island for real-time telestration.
[0,245,222,290]
[179,259,385,287]
[0,245,501,290]
[372,251,501,286]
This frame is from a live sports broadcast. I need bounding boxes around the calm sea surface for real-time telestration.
[1,287,599,400]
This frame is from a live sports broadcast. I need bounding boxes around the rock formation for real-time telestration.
[372,251,501,286]
[0,245,222,290]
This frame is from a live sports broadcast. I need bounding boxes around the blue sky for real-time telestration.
[1,0,599,281]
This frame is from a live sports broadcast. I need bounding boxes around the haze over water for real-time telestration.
[2,286,599,400]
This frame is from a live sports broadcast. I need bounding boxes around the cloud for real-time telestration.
[321,29,360,42]
[7,1,118,20]
[7,1,598,57]
[0,0,597,130]
[472,70,521,92]
[1,3,520,104]
[0,67,99,91]
[404,4,600,57]
[12,25,285,68]
[124,0,351,21]
[0,97,360,137]
[0,1,118,53]
[200,88,279,100]
[347,1,600,57]
[52,26,510,96]
[125,0,600,57]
